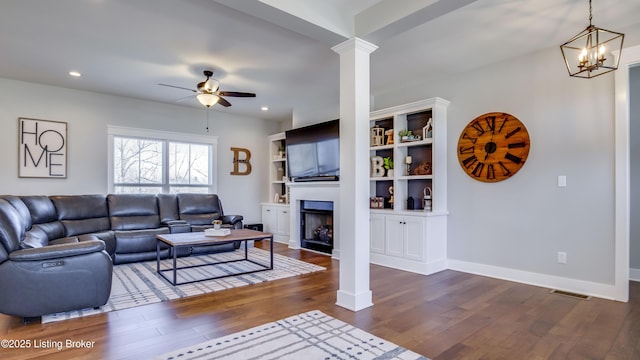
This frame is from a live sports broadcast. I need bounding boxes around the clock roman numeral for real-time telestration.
[498,116,509,134]
[498,161,511,176]
[505,126,521,139]
[508,142,526,148]
[486,164,495,180]
[462,155,478,169]
[462,132,477,144]
[472,162,484,177]
[485,116,496,134]
[470,121,485,135]
[505,152,522,164]
[459,145,474,154]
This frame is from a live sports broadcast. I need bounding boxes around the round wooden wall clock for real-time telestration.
[457,112,530,182]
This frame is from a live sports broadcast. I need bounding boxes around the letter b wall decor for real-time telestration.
[230,147,252,175]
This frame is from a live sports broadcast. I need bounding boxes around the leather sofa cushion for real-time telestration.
[108,194,161,230]
[114,228,169,254]
[21,227,49,249]
[20,195,58,224]
[51,194,109,219]
[31,222,65,241]
[51,195,110,236]
[62,217,111,237]
[21,195,65,241]
[0,196,32,231]
[157,194,180,223]
[0,199,25,256]
[177,193,221,225]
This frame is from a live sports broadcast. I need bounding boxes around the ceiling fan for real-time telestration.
[159,70,256,108]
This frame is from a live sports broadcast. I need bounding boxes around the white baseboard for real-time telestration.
[370,253,446,275]
[271,234,289,245]
[448,259,617,301]
[630,267,640,282]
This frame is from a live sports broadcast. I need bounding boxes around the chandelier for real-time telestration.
[560,0,624,78]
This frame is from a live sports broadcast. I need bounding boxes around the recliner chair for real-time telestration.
[0,197,112,319]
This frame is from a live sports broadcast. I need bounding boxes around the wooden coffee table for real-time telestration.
[156,229,273,285]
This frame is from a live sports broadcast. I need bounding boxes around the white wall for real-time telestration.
[0,78,280,223]
[630,65,640,277]
[372,39,640,290]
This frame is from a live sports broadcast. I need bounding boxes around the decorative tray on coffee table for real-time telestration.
[204,228,231,237]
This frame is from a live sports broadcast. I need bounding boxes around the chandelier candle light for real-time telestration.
[560,0,624,78]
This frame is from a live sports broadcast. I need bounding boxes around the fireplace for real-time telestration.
[300,200,334,254]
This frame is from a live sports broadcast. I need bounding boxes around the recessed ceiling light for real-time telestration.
[69,71,82,77]
[261,106,269,111]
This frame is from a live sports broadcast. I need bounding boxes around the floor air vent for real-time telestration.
[550,289,591,300]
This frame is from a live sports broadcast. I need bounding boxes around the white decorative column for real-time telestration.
[331,38,377,311]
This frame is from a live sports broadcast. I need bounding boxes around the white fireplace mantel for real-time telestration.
[288,181,340,259]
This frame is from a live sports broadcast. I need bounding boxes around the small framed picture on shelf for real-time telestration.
[369,197,384,209]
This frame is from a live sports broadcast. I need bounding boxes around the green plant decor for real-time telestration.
[383,157,394,170]
[398,129,412,137]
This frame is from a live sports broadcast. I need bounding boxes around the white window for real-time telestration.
[108,126,217,194]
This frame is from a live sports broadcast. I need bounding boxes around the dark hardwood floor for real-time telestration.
[1,241,639,359]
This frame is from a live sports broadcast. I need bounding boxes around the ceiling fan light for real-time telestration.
[197,93,220,108]
[204,79,219,93]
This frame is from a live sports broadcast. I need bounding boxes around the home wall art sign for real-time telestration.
[18,118,67,178]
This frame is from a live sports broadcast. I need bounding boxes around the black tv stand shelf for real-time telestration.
[293,176,339,182]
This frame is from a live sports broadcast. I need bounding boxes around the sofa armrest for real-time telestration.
[221,215,243,230]
[9,240,106,262]
[221,215,243,224]
[162,220,189,226]
[162,220,191,233]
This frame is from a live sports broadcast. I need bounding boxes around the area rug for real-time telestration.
[42,248,325,323]
[155,310,429,360]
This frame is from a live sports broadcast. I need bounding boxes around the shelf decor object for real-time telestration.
[385,129,394,145]
[405,155,412,176]
[371,156,385,177]
[423,187,432,212]
[371,125,384,146]
[423,118,433,139]
[560,0,624,79]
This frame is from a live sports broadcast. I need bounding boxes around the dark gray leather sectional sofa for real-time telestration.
[0,193,243,319]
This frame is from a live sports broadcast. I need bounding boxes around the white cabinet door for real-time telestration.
[261,205,276,234]
[384,215,405,258]
[276,207,290,235]
[370,214,386,254]
[403,215,425,261]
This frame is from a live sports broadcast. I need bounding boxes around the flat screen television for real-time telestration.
[285,119,339,182]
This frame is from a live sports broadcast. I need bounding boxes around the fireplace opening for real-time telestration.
[300,200,333,254]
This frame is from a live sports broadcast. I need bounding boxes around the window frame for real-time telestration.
[107,125,218,194]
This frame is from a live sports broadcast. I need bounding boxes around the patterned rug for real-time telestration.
[154,310,429,360]
[42,248,325,323]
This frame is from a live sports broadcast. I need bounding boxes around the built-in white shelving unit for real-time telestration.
[369,97,450,275]
[262,132,290,244]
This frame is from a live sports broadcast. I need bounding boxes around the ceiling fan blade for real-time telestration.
[218,91,256,98]
[217,97,232,107]
[158,83,197,93]
[175,94,196,103]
